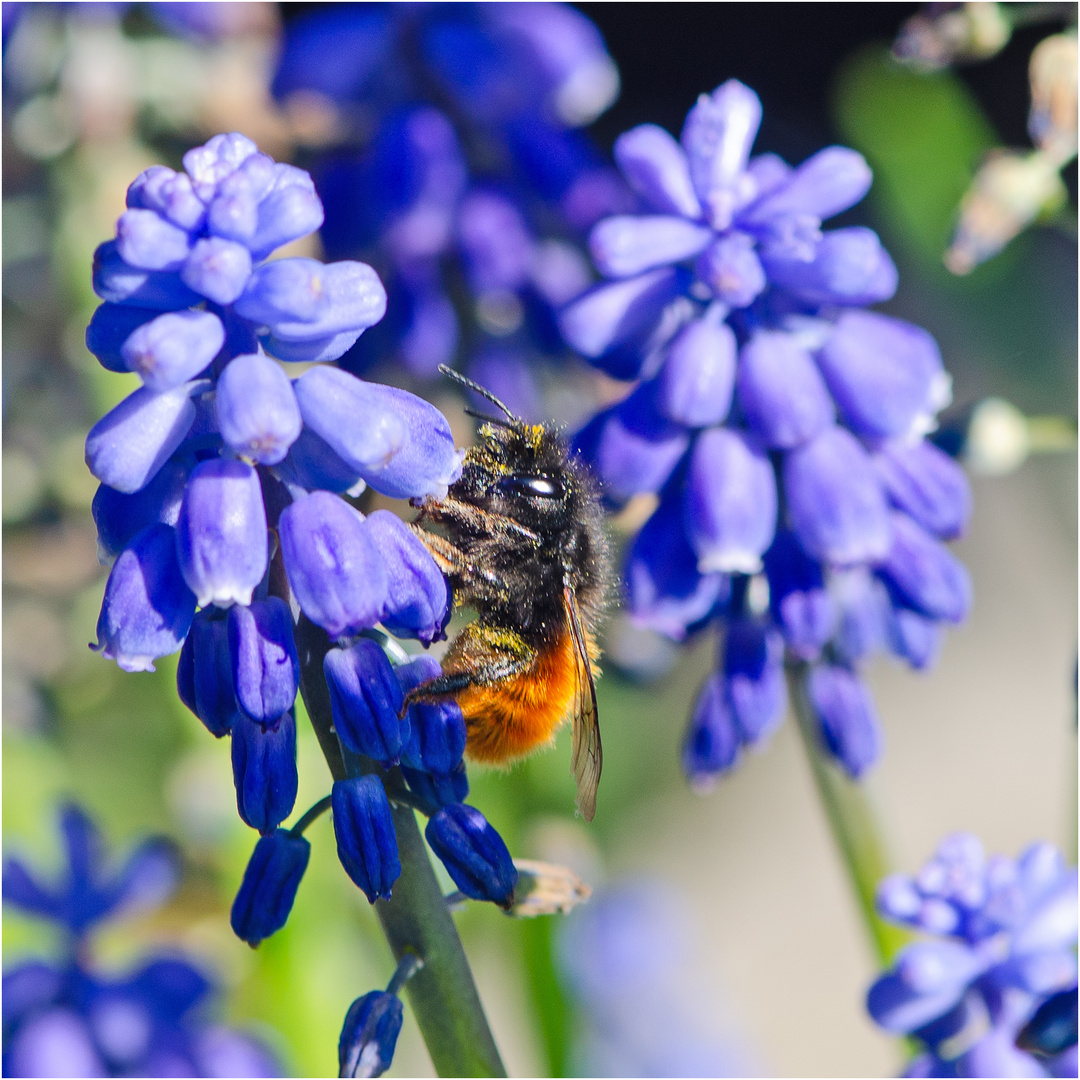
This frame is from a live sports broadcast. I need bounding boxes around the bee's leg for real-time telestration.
[425,497,540,543]
[409,525,466,575]
[399,624,535,715]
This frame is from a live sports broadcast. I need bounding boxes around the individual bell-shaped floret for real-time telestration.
[682,674,740,788]
[655,306,736,428]
[589,213,712,279]
[806,664,882,779]
[887,606,942,672]
[364,510,449,644]
[119,309,225,393]
[612,122,702,219]
[762,530,836,660]
[624,495,729,641]
[176,609,237,737]
[229,829,310,947]
[425,803,518,907]
[397,657,467,777]
[338,991,404,1080]
[783,426,892,566]
[400,763,469,816]
[737,329,835,450]
[277,427,364,495]
[180,237,253,305]
[91,456,189,565]
[248,163,326,261]
[92,524,196,673]
[85,383,198,495]
[573,384,691,504]
[85,303,158,373]
[740,145,872,224]
[227,598,300,725]
[873,439,972,542]
[324,640,407,767]
[331,776,401,904]
[876,512,972,625]
[721,618,786,744]
[92,240,201,310]
[115,208,193,272]
[684,427,777,574]
[215,353,302,465]
[278,492,388,639]
[231,711,298,833]
[816,311,948,440]
[175,459,269,608]
[695,232,766,308]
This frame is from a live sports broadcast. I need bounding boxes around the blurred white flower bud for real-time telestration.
[1028,32,1078,165]
[964,397,1029,475]
[894,2,1011,71]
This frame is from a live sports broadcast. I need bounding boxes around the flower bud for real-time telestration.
[364,510,448,644]
[175,459,268,608]
[249,164,325,261]
[324,640,407,766]
[613,123,702,219]
[120,310,224,393]
[228,598,299,725]
[115,209,193,272]
[888,607,942,671]
[180,237,253,305]
[722,619,785,744]
[176,609,237,737]
[695,232,766,308]
[682,673,740,787]
[589,214,712,279]
[92,456,189,564]
[278,427,364,495]
[783,426,892,565]
[338,991,403,1079]
[762,531,835,660]
[231,711,298,834]
[215,353,302,465]
[85,303,158,373]
[85,384,197,495]
[806,664,882,778]
[182,132,260,201]
[684,427,777,574]
[425,803,518,907]
[624,495,729,641]
[229,830,310,947]
[397,657,467,777]
[816,311,947,439]
[92,524,196,673]
[400,763,469,815]
[92,240,200,310]
[741,146,872,223]
[127,165,205,232]
[332,776,400,904]
[873,439,971,541]
[655,311,736,428]
[876,512,971,624]
[737,329,835,449]
[573,385,691,504]
[278,492,388,638]
[558,267,680,360]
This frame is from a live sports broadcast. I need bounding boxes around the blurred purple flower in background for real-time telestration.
[271,2,624,415]
[2,804,281,1078]
[868,833,1078,1078]
[564,79,973,785]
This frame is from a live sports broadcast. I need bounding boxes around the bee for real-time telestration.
[404,366,610,820]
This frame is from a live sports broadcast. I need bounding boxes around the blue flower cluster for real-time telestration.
[868,833,1077,1078]
[3,804,280,1078]
[563,81,973,783]
[85,135,521,1073]
[272,3,624,409]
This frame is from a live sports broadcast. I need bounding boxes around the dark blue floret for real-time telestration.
[227,598,300,726]
[177,609,237,737]
[425,803,518,907]
[231,711,299,834]
[397,657,467,777]
[230,830,311,947]
[331,776,401,904]
[324,640,408,767]
[338,990,404,1079]
[400,763,470,815]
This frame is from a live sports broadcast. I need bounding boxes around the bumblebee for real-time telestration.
[404,367,610,820]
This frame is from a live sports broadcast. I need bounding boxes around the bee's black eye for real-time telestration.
[500,475,561,499]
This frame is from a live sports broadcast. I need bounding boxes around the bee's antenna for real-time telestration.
[464,407,514,430]
[438,364,515,421]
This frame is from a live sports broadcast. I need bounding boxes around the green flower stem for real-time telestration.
[785,658,909,966]
[294,614,507,1078]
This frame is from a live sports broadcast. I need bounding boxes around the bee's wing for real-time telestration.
[564,582,601,822]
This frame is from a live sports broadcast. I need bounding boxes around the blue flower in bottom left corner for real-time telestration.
[2,804,282,1078]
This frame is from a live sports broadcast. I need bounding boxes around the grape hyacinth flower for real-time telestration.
[564,80,972,784]
[3,804,281,1078]
[272,4,626,411]
[867,833,1078,1078]
[86,134,521,1075]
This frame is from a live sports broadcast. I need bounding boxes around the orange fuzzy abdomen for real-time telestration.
[458,634,578,766]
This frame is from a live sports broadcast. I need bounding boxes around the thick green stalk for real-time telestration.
[785,659,909,965]
[294,614,506,1078]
